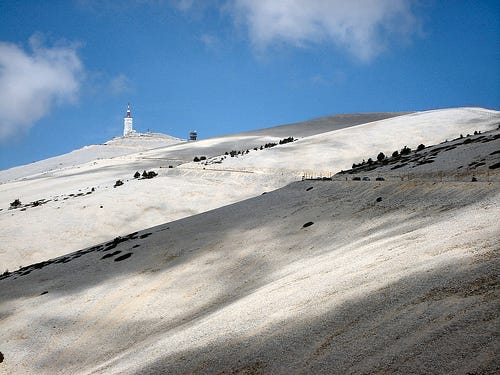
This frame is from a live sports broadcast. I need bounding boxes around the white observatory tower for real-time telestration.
[123,103,134,136]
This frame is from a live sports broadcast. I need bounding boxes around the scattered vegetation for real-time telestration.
[114,253,133,261]
[489,162,500,170]
[222,137,296,161]
[10,199,21,209]
[400,145,412,155]
[341,129,496,178]
[141,170,158,179]
[101,251,121,260]
[114,180,124,188]
[279,136,295,145]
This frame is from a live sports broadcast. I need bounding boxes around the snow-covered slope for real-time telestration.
[0,108,498,271]
[214,107,499,173]
[0,132,184,184]
[0,106,499,374]
[1,175,498,374]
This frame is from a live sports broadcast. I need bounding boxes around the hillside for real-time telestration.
[1,108,498,271]
[1,172,498,373]
[0,107,499,373]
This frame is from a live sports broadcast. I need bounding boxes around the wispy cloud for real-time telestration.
[0,35,83,140]
[109,74,132,95]
[199,33,222,51]
[228,0,419,61]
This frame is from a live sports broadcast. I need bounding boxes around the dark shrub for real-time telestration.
[352,176,361,181]
[114,253,133,262]
[417,144,425,151]
[392,150,399,158]
[141,171,158,179]
[10,199,22,208]
[134,171,140,178]
[200,156,206,160]
[279,136,295,145]
[400,146,411,155]
[114,180,124,187]
[193,156,200,162]
[367,158,373,165]
[377,152,385,162]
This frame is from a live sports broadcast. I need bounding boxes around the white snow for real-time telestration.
[0,107,499,373]
[0,108,498,271]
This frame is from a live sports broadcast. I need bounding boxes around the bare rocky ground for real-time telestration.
[0,108,499,374]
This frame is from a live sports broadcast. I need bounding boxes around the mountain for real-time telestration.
[0,107,499,374]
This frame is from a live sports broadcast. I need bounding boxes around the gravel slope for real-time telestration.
[0,179,498,374]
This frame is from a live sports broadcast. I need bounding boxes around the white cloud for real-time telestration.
[0,35,83,140]
[228,0,419,61]
[109,74,132,95]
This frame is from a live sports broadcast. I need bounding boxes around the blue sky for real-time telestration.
[0,0,499,170]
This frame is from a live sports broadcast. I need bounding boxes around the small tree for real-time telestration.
[377,152,385,162]
[417,144,425,151]
[134,171,141,178]
[392,150,399,158]
[400,146,411,155]
[10,199,21,209]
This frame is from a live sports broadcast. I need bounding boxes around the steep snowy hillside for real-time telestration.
[0,108,498,271]
[0,163,498,373]
[213,107,499,173]
[0,107,499,373]
[340,127,500,181]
